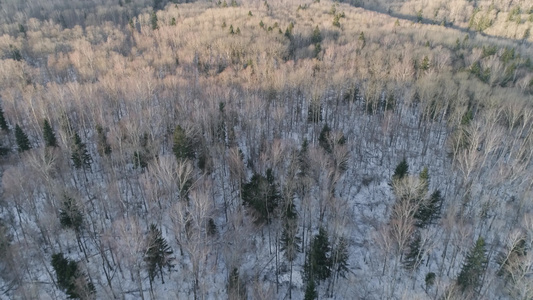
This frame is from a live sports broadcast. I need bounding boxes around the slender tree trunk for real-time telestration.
[137,267,146,300]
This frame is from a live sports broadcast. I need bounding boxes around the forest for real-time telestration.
[0,0,533,299]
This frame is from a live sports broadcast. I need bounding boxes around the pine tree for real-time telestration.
[51,253,95,299]
[9,45,22,61]
[403,230,423,270]
[241,169,280,224]
[59,196,90,262]
[298,138,310,176]
[419,167,429,195]
[332,237,349,278]
[173,125,194,161]
[150,11,159,30]
[15,124,31,152]
[457,237,488,293]
[311,25,322,44]
[228,267,246,299]
[359,31,366,48]
[313,43,321,59]
[144,224,174,290]
[392,158,409,181]
[43,119,57,147]
[333,14,341,27]
[0,106,8,131]
[420,56,430,71]
[59,196,83,234]
[71,133,92,169]
[304,280,317,300]
[0,146,9,156]
[318,124,332,153]
[305,227,332,282]
[414,189,443,228]
[280,202,300,299]
[207,218,217,236]
[425,272,436,292]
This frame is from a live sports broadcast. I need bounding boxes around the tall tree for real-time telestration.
[0,106,8,131]
[150,11,159,30]
[71,133,91,170]
[418,167,429,195]
[280,201,300,299]
[172,125,194,161]
[311,25,322,44]
[332,237,349,279]
[403,230,424,271]
[144,224,174,291]
[304,279,317,300]
[228,267,246,299]
[392,158,409,181]
[51,253,95,299]
[414,189,443,228]
[15,124,31,152]
[59,196,90,262]
[318,124,332,153]
[457,237,488,294]
[43,119,58,147]
[305,227,332,282]
[241,169,280,224]
[59,196,83,234]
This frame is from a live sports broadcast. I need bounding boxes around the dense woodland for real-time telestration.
[1,0,533,299]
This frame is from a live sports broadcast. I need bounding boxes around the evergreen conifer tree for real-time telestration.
[332,237,349,278]
[403,230,423,270]
[43,119,58,147]
[419,167,429,194]
[241,169,280,224]
[207,218,217,236]
[173,125,194,161]
[59,196,90,261]
[457,237,488,293]
[305,227,332,282]
[414,189,443,228]
[359,31,366,48]
[144,224,174,290]
[0,107,8,131]
[59,196,83,234]
[318,124,332,153]
[51,253,95,299]
[228,267,246,299]
[311,25,322,44]
[392,158,409,181]
[15,124,31,152]
[71,133,92,170]
[425,272,436,292]
[304,280,317,300]
[280,202,300,299]
[298,138,310,176]
[281,224,300,265]
[151,11,159,30]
